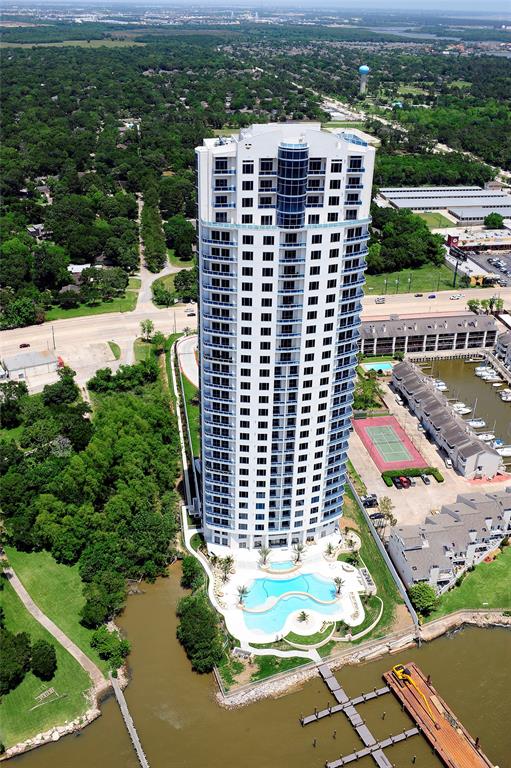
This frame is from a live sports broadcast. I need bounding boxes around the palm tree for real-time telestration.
[293,542,305,563]
[298,610,309,623]
[237,585,249,605]
[334,577,344,595]
[325,542,335,557]
[258,546,270,566]
[220,556,234,582]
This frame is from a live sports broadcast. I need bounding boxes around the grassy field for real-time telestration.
[108,341,121,360]
[416,211,453,228]
[45,282,139,321]
[0,39,145,49]
[181,374,200,457]
[133,339,154,363]
[428,546,511,620]
[5,548,108,673]
[250,655,308,681]
[324,121,367,129]
[0,582,92,749]
[285,623,334,646]
[397,84,428,96]
[364,263,455,295]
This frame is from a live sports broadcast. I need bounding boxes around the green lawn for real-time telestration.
[181,373,200,457]
[45,290,138,321]
[416,211,453,228]
[428,546,511,621]
[108,341,121,360]
[0,582,91,749]
[324,121,367,129]
[133,339,154,362]
[5,548,108,673]
[167,248,194,268]
[285,623,334,646]
[397,84,428,96]
[364,263,455,295]
[250,655,308,681]
[340,490,404,639]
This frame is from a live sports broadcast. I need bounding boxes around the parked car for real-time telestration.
[414,293,423,298]
[375,297,386,304]
[421,473,431,485]
[369,512,385,521]
[409,477,417,487]
[449,294,462,300]
[395,395,403,406]
[19,342,30,348]
[399,476,411,488]
[444,457,453,469]
[427,293,437,299]
[361,493,378,508]
[392,477,403,489]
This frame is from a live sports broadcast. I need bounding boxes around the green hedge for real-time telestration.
[381,467,444,485]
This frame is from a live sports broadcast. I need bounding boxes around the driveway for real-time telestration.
[177,334,199,387]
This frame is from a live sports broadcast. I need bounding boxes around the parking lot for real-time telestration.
[467,250,511,286]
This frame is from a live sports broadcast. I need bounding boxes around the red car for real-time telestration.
[399,476,411,488]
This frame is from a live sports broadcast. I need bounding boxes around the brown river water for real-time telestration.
[13,563,511,768]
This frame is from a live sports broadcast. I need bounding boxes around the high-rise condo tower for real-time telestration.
[196,123,375,551]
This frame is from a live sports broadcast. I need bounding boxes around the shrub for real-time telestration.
[91,626,130,670]
[381,467,444,483]
[181,556,204,590]
[176,592,223,673]
[409,582,438,616]
[31,639,57,681]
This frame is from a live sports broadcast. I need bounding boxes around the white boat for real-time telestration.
[492,382,504,388]
[501,395,511,402]
[475,366,492,374]
[478,433,496,442]
[497,446,511,457]
[452,402,471,414]
[466,418,486,428]
[435,384,448,392]
[492,439,504,448]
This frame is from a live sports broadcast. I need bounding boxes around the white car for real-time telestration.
[449,294,462,300]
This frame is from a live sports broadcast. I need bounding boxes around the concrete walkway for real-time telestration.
[177,334,199,387]
[5,566,107,693]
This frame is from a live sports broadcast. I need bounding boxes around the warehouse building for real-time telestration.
[378,185,511,225]
[1,350,58,380]
[360,314,497,357]
[388,488,511,593]
[391,361,502,479]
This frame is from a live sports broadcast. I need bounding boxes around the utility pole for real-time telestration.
[51,325,56,350]
[453,260,458,289]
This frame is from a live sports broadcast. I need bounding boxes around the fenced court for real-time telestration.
[353,415,427,472]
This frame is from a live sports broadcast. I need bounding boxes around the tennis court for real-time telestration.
[353,415,427,472]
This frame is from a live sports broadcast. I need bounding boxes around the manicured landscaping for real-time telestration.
[416,211,453,228]
[364,263,455,295]
[181,374,200,457]
[427,545,511,620]
[340,490,404,637]
[381,467,444,486]
[108,341,121,360]
[285,623,334,646]
[0,581,91,749]
[5,549,109,673]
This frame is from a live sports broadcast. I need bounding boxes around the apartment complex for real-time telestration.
[392,361,502,479]
[195,123,375,549]
[360,314,497,357]
[495,330,511,372]
[388,489,511,593]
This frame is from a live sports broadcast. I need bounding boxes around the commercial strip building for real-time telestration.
[391,361,502,479]
[388,488,511,593]
[1,350,58,381]
[378,185,511,225]
[360,314,498,357]
[196,122,375,550]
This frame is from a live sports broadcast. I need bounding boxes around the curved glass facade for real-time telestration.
[276,144,308,229]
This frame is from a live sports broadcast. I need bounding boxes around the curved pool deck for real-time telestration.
[221,557,368,644]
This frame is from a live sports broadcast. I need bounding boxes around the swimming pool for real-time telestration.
[243,574,339,634]
[362,362,393,373]
[266,560,295,571]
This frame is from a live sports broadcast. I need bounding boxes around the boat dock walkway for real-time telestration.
[300,664,412,768]
[110,674,150,768]
[384,662,494,768]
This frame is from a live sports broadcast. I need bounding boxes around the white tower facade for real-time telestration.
[196,123,375,551]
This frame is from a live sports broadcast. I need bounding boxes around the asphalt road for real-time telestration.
[361,286,511,319]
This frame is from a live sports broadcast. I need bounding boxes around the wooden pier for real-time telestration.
[384,662,494,768]
[110,674,150,768]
